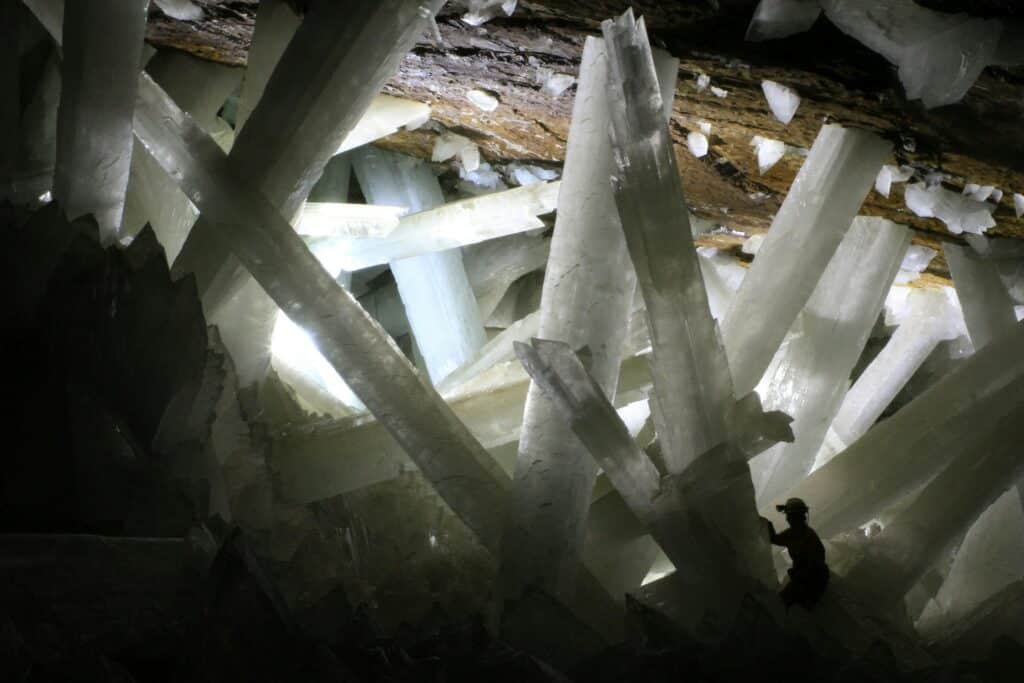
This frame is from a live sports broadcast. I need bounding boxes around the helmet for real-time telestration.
[775,498,809,515]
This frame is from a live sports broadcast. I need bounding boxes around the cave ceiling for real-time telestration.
[145,0,1024,284]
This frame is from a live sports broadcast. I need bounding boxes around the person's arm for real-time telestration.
[760,516,783,545]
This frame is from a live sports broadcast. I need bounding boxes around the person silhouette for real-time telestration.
[762,498,829,610]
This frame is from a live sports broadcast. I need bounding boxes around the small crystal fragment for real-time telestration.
[698,120,712,135]
[710,85,729,98]
[466,88,499,112]
[749,135,786,174]
[761,80,800,124]
[695,73,710,91]
[687,131,709,158]
[462,0,517,26]
[905,182,996,234]
[894,243,937,284]
[745,0,821,42]
[874,164,915,198]
[153,0,203,21]
[1014,193,1024,218]
[542,72,576,96]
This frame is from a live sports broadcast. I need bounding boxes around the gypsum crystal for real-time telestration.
[745,0,821,42]
[751,217,909,509]
[309,180,559,272]
[784,319,1024,538]
[132,70,512,553]
[944,243,1018,351]
[52,0,149,242]
[842,378,1024,613]
[351,147,487,384]
[498,32,677,602]
[721,124,891,396]
[814,288,960,471]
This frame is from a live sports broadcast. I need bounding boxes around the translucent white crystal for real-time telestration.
[234,0,301,133]
[351,147,486,384]
[295,202,407,238]
[874,164,914,198]
[741,234,765,256]
[745,0,821,42]
[52,0,149,242]
[820,0,1003,108]
[695,73,710,91]
[963,183,995,202]
[785,319,1024,538]
[749,135,786,174]
[338,95,432,153]
[698,120,712,135]
[458,143,481,173]
[917,489,1024,636]
[271,312,364,410]
[723,125,891,396]
[507,162,559,186]
[133,50,516,554]
[153,0,203,21]
[687,131,709,158]
[466,88,499,112]
[814,288,960,471]
[500,33,677,601]
[462,0,517,26]
[459,161,506,195]
[432,131,475,163]
[710,85,729,98]
[945,243,1018,351]
[751,218,909,509]
[905,182,996,235]
[438,310,540,396]
[1015,193,1024,218]
[761,80,800,124]
[542,72,576,96]
[894,243,937,284]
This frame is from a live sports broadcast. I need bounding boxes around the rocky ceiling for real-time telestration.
[145,0,1024,284]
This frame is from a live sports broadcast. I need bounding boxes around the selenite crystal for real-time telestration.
[352,147,487,384]
[749,135,787,174]
[604,9,776,593]
[723,124,891,396]
[905,182,996,235]
[498,29,677,602]
[761,80,800,125]
[917,488,1024,636]
[312,180,558,271]
[52,0,148,242]
[843,382,1024,612]
[785,320,1024,538]
[814,288,960,471]
[745,0,821,42]
[132,64,513,553]
[945,243,1018,351]
[751,218,909,508]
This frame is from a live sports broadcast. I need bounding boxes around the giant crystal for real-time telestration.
[721,125,891,395]
[351,147,487,384]
[602,9,775,588]
[752,217,909,508]
[815,288,960,469]
[785,319,1024,538]
[53,0,148,242]
[131,69,512,551]
[842,378,1024,612]
[121,50,242,263]
[499,33,677,601]
[945,243,1018,351]
[170,0,442,353]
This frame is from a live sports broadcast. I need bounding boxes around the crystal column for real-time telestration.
[53,0,148,242]
[752,217,909,508]
[784,319,1024,538]
[351,147,487,384]
[814,288,959,469]
[499,34,677,602]
[721,125,891,395]
[945,243,1018,351]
